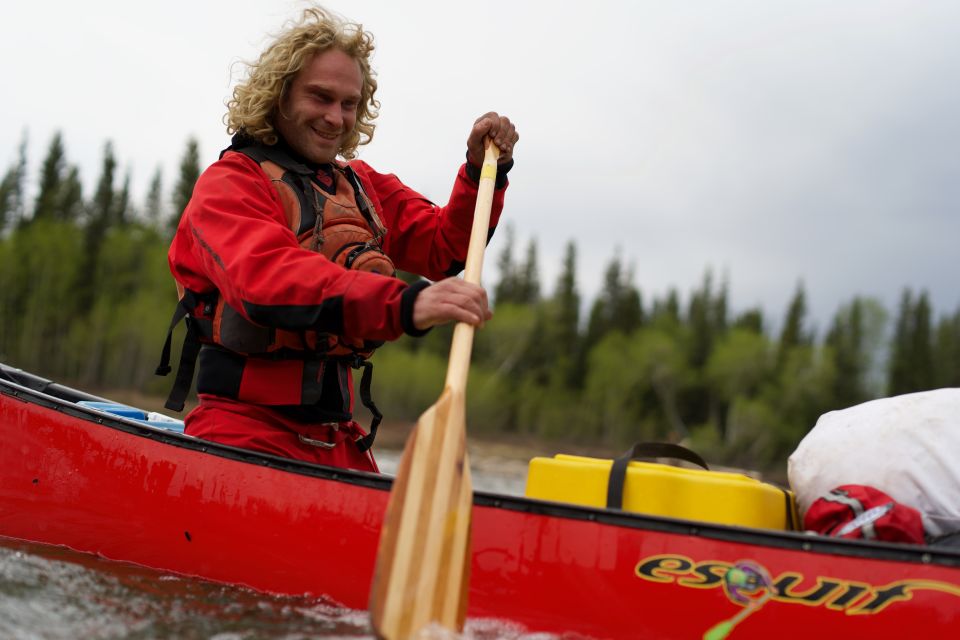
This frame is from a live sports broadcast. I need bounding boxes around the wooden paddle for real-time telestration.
[369,140,500,639]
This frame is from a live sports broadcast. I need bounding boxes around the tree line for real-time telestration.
[2,131,959,473]
[0,131,200,391]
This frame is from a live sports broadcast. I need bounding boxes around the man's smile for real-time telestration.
[312,127,340,140]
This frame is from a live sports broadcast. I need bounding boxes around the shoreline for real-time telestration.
[103,389,624,464]
[371,419,622,462]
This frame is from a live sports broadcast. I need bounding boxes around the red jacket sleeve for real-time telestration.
[348,161,506,281]
[168,152,411,342]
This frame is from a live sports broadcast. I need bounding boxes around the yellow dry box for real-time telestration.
[525,447,797,531]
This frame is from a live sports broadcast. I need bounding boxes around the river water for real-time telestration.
[0,448,555,640]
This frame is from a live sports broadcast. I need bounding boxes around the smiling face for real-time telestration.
[274,48,363,164]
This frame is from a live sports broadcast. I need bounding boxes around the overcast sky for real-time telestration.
[3,0,958,333]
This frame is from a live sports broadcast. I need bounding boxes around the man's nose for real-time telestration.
[323,106,344,129]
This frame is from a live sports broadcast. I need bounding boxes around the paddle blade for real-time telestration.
[370,388,473,639]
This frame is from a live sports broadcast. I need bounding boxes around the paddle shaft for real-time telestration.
[444,142,499,393]
[369,140,500,638]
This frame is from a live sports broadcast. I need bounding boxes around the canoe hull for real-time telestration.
[2,374,959,638]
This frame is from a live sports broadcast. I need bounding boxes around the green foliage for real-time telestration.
[777,281,813,370]
[58,166,85,223]
[542,241,583,388]
[888,288,936,395]
[933,308,960,387]
[585,252,643,351]
[0,135,185,394]
[824,297,888,408]
[681,270,729,429]
[651,289,681,325]
[368,348,446,417]
[518,379,591,440]
[629,326,691,442]
[687,270,727,368]
[0,220,86,372]
[493,225,540,305]
[706,328,772,403]
[553,241,580,346]
[583,331,646,443]
[732,307,764,334]
[471,302,538,429]
[77,225,171,386]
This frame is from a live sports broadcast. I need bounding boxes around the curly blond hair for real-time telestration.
[225,6,379,159]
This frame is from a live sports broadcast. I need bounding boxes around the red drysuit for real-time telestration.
[164,139,507,470]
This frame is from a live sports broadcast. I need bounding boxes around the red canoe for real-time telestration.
[1,363,958,639]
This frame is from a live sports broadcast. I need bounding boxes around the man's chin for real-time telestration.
[304,146,339,164]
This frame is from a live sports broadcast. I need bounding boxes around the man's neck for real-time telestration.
[274,135,335,173]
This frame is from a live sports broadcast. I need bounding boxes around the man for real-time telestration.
[158,7,518,472]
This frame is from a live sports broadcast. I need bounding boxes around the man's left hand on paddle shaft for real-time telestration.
[467,112,519,168]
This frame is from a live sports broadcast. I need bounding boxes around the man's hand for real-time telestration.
[412,277,493,331]
[467,112,519,168]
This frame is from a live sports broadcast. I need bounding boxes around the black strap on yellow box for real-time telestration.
[605,442,710,510]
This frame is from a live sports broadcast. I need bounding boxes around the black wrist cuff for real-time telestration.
[465,153,513,189]
[401,279,432,337]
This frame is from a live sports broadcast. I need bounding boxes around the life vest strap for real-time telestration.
[163,319,203,412]
[154,303,186,378]
[353,358,382,452]
[156,290,214,412]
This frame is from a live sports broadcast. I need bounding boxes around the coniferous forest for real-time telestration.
[2,132,959,474]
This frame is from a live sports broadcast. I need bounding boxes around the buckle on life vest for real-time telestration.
[298,422,340,449]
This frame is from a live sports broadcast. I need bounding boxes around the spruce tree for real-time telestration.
[76,141,119,311]
[686,270,729,428]
[494,224,517,305]
[57,166,84,223]
[888,289,914,395]
[516,239,541,304]
[554,241,580,347]
[90,141,117,228]
[909,291,935,391]
[715,274,729,334]
[552,241,582,388]
[732,308,764,334]
[615,270,643,334]
[777,282,812,370]
[0,133,28,231]
[934,308,960,387]
[688,270,719,369]
[33,132,67,222]
[0,173,11,232]
[145,167,164,227]
[585,252,643,348]
[825,298,868,409]
[169,137,201,234]
[887,289,933,394]
[115,170,132,226]
[652,289,681,326]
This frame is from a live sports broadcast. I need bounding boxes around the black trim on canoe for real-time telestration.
[3,363,959,569]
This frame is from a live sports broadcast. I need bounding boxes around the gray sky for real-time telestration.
[3,0,958,333]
